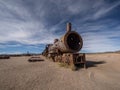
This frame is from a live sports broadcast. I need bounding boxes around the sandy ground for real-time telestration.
[0,53,120,90]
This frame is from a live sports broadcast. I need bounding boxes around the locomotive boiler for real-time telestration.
[42,23,86,68]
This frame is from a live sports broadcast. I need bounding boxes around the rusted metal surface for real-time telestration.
[0,55,10,59]
[42,23,86,69]
[66,23,71,32]
[45,23,83,54]
[28,56,44,62]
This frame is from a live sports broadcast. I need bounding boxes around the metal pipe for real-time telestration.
[66,23,71,32]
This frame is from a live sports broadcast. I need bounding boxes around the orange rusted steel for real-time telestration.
[42,23,86,69]
[0,55,10,59]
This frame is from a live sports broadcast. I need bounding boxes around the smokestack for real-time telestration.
[66,23,71,32]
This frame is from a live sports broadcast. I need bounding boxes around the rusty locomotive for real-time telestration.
[42,23,86,68]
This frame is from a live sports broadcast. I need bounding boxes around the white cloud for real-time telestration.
[0,0,63,45]
[0,0,120,53]
[93,1,120,19]
[81,27,120,52]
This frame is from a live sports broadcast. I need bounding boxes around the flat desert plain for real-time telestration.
[0,53,120,90]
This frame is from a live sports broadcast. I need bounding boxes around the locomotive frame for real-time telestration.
[42,23,86,69]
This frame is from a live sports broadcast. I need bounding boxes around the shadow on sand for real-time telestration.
[75,60,106,70]
[86,60,106,68]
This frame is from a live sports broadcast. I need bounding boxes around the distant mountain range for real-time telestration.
[115,50,120,53]
[0,50,120,56]
[85,50,120,54]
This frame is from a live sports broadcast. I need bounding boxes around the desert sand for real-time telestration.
[0,53,120,90]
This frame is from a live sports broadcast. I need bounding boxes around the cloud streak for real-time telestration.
[0,0,120,53]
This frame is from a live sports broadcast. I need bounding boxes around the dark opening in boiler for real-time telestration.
[67,33,81,51]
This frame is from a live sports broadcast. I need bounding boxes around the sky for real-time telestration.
[0,0,120,54]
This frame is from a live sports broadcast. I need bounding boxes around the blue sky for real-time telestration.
[0,0,120,54]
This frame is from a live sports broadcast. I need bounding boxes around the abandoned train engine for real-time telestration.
[42,23,86,68]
